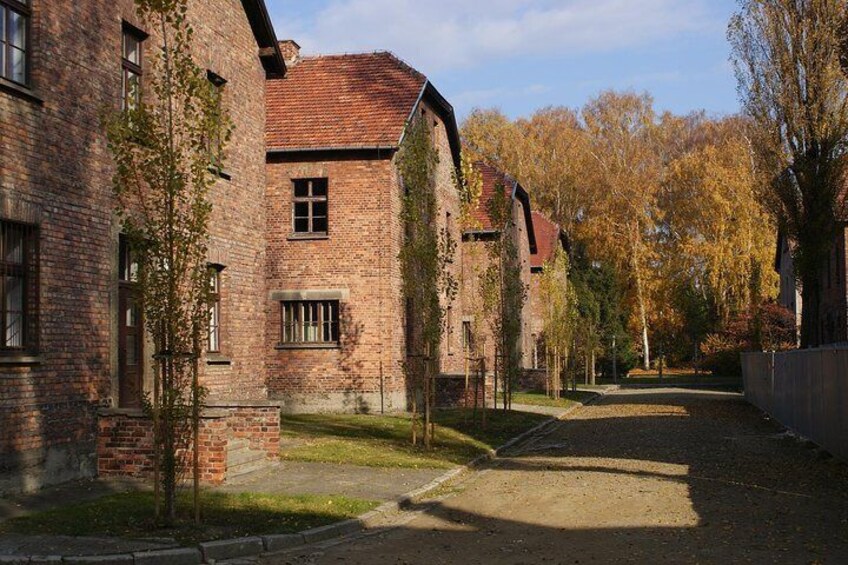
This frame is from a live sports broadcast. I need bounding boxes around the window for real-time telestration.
[122,24,145,111]
[462,321,474,354]
[0,220,37,352]
[281,300,338,345]
[208,266,222,353]
[206,71,227,169]
[292,179,328,235]
[1,0,30,85]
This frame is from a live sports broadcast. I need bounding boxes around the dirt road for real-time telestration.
[265,388,848,564]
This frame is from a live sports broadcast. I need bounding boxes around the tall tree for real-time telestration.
[729,0,848,347]
[104,0,230,523]
[580,91,662,370]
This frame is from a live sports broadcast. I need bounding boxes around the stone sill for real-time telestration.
[0,78,43,105]
[275,343,340,351]
[0,354,42,366]
[287,233,329,241]
[206,354,232,366]
[208,166,232,180]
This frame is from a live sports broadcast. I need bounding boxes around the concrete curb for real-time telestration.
[2,391,609,564]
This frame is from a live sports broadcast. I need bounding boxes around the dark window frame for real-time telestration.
[206,70,227,172]
[280,300,339,345]
[121,22,147,111]
[1,0,31,87]
[292,178,329,236]
[0,220,38,354]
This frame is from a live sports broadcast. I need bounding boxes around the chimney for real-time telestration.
[278,40,301,66]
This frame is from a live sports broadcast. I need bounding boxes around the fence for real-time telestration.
[741,348,848,460]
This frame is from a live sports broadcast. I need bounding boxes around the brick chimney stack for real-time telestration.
[279,40,301,67]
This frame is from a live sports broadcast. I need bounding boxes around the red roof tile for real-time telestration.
[530,211,561,269]
[266,52,427,150]
[471,161,516,231]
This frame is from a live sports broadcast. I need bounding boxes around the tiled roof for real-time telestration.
[266,52,427,151]
[471,161,516,231]
[530,211,561,269]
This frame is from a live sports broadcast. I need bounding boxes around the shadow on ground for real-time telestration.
[267,389,848,564]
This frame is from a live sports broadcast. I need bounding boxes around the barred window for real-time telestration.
[0,0,30,86]
[0,220,37,352]
[292,178,328,235]
[281,300,338,345]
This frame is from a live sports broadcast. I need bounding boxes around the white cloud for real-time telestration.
[271,0,721,73]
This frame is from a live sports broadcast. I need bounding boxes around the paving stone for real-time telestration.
[301,519,363,544]
[132,547,201,565]
[62,555,133,565]
[261,534,305,552]
[199,538,263,562]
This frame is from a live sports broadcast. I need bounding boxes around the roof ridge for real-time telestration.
[298,50,426,82]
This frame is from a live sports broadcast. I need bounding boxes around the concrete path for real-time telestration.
[221,461,445,502]
[265,388,848,564]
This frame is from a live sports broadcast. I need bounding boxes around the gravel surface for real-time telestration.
[265,388,848,564]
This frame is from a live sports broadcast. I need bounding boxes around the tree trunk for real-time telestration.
[800,271,822,349]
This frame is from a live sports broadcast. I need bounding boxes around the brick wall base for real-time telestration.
[97,403,280,485]
[434,374,494,409]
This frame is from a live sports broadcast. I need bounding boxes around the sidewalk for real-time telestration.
[0,399,594,561]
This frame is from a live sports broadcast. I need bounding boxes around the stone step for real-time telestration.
[227,456,270,480]
[228,446,266,468]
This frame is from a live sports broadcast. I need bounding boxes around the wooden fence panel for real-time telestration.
[742,348,848,461]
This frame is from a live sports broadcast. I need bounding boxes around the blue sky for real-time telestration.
[266,0,741,121]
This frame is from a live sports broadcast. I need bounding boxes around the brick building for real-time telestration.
[776,226,848,346]
[265,46,464,413]
[461,162,536,377]
[528,211,566,369]
[0,0,284,493]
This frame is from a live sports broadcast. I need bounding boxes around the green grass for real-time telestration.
[510,390,597,408]
[599,372,742,386]
[280,409,550,470]
[0,490,378,545]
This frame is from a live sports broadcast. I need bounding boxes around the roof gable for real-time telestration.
[266,52,426,152]
[468,161,537,254]
[530,212,562,270]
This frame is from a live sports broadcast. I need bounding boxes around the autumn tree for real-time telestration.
[660,117,777,329]
[104,0,230,524]
[729,0,848,347]
[580,91,662,370]
[539,247,579,397]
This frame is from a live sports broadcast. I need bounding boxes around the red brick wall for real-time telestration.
[1,0,270,494]
[265,101,463,413]
[460,198,534,375]
[98,405,279,485]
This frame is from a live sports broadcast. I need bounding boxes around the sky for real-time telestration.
[265,0,741,121]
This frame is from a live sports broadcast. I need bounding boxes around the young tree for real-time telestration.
[104,0,230,524]
[398,116,457,447]
[480,186,527,409]
[729,0,848,347]
[539,247,579,396]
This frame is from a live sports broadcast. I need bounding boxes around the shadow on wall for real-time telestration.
[338,303,368,414]
[298,390,848,563]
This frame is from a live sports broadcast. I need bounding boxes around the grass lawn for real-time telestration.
[510,390,598,408]
[280,409,550,470]
[0,490,378,545]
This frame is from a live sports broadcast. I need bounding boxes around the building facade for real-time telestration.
[264,46,464,413]
[0,0,284,494]
[461,161,536,379]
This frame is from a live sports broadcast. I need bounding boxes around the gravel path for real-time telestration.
[266,388,848,564]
